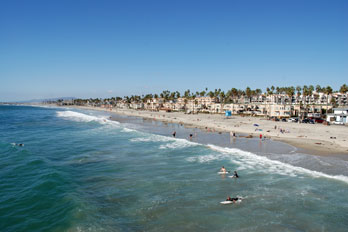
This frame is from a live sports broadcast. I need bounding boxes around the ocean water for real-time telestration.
[1,105,348,232]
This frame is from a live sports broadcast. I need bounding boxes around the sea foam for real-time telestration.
[130,134,199,150]
[56,111,120,126]
[187,144,348,184]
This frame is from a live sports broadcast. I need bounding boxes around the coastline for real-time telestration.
[62,105,348,156]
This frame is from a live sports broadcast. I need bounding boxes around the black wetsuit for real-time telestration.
[234,173,239,178]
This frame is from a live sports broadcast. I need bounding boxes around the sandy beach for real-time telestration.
[66,105,348,156]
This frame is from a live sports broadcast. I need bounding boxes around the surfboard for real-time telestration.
[217,172,229,174]
[229,176,238,178]
[220,201,234,204]
[220,199,242,204]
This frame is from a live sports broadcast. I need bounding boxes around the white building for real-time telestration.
[266,104,291,118]
[326,108,348,125]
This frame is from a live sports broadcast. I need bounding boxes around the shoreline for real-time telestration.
[62,105,348,156]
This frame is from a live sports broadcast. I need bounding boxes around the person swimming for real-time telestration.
[226,196,240,203]
[12,143,24,147]
[232,171,239,178]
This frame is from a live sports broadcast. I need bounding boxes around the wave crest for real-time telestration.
[130,134,198,150]
[187,144,348,184]
[56,111,119,126]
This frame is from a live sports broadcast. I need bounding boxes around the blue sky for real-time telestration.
[1,0,347,101]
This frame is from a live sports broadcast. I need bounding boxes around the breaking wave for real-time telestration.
[130,134,198,150]
[121,128,136,132]
[56,111,120,126]
[187,144,348,184]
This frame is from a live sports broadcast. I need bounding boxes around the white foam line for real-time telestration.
[130,133,199,150]
[159,139,197,150]
[121,128,136,132]
[56,110,120,126]
[205,144,348,184]
[57,110,348,184]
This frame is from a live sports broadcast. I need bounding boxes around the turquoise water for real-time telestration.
[1,105,348,232]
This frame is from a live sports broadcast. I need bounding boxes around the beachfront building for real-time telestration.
[332,92,348,106]
[326,108,348,125]
[208,103,222,113]
[130,102,144,110]
[266,104,292,118]
[116,100,130,109]
[223,104,240,114]
[143,98,165,111]
[57,99,74,106]
[69,90,347,118]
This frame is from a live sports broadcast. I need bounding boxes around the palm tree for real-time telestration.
[309,85,314,102]
[331,97,338,108]
[194,99,198,113]
[302,85,308,104]
[219,91,226,103]
[295,86,302,118]
[219,91,226,112]
[324,86,333,114]
[208,91,214,99]
[285,86,295,116]
[191,94,196,113]
[175,91,181,99]
[184,89,190,98]
[308,85,314,94]
[245,87,252,103]
[276,87,280,95]
[266,87,271,95]
[296,86,302,98]
[231,88,238,103]
[184,98,188,112]
[340,84,348,93]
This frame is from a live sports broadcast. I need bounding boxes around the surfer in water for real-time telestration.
[172,131,176,137]
[226,196,240,203]
[220,166,227,173]
[12,143,24,147]
[189,134,193,139]
[232,171,239,178]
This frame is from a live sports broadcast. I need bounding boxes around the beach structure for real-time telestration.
[326,108,348,125]
[69,89,347,119]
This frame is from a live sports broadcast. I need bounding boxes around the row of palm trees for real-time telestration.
[71,84,347,107]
